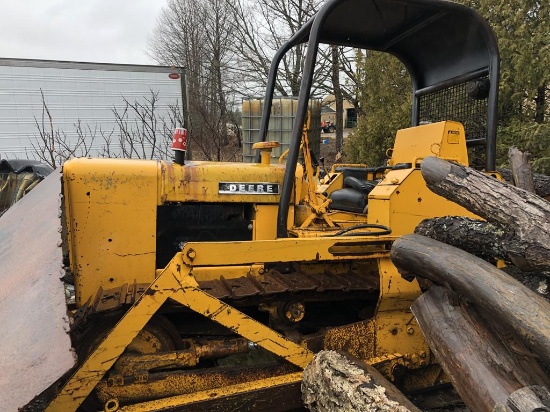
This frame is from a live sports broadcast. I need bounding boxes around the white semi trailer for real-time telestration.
[0,58,186,162]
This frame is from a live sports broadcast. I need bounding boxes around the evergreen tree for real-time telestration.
[463,0,549,172]
[348,0,549,172]
[345,51,411,166]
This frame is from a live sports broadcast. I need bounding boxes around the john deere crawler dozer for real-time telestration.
[0,0,500,410]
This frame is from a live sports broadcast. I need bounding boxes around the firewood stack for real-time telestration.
[302,151,550,411]
[391,153,550,411]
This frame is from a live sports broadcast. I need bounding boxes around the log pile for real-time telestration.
[301,152,550,411]
[391,155,550,411]
[418,155,550,272]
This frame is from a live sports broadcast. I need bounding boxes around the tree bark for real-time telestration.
[498,168,550,200]
[502,265,549,301]
[509,147,536,193]
[535,84,546,124]
[420,156,550,271]
[411,286,550,412]
[415,217,508,264]
[391,234,550,366]
[416,217,550,297]
[414,216,550,275]
[507,386,550,412]
[302,350,421,412]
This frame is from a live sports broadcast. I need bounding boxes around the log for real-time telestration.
[498,168,550,200]
[502,265,549,301]
[414,216,550,276]
[507,386,550,412]
[411,286,550,412]
[509,147,536,193]
[410,216,550,295]
[415,216,507,263]
[391,234,550,366]
[302,350,421,412]
[421,156,550,271]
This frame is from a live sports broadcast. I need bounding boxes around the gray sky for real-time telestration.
[0,0,165,65]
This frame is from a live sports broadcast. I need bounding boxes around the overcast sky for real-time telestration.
[0,0,166,65]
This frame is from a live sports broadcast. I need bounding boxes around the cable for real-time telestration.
[324,224,392,237]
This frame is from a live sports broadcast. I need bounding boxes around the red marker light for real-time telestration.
[169,73,180,80]
[172,128,187,151]
[172,128,187,165]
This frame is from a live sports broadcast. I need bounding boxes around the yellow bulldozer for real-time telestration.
[0,0,500,410]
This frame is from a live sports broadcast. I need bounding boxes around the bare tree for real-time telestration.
[31,90,185,166]
[108,91,182,160]
[318,47,362,114]
[30,90,95,168]
[330,46,345,154]
[230,0,327,97]
[314,46,362,156]
[148,0,360,162]
[148,0,243,161]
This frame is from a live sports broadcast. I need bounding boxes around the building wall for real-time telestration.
[0,59,184,160]
[321,94,356,128]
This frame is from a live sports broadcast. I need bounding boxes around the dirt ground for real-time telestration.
[318,129,353,169]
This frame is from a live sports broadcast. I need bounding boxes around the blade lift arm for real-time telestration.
[45,249,315,411]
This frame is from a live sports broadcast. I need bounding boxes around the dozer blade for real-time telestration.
[0,169,75,411]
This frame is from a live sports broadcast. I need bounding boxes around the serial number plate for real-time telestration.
[219,182,280,195]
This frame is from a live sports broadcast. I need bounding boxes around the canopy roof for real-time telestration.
[265,0,500,237]
[297,0,498,90]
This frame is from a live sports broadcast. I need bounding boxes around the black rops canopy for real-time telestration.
[265,0,500,237]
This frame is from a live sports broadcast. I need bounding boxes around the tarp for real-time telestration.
[0,159,53,216]
[0,169,75,410]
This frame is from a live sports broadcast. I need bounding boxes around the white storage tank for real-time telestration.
[242,97,321,163]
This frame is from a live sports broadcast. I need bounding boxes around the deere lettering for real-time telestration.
[219,182,280,195]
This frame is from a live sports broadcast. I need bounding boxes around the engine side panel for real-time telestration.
[63,158,159,307]
[64,159,292,308]
[159,161,287,204]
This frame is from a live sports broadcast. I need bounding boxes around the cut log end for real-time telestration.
[419,156,453,187]
[302,351,420,412]
[509,147,536,194]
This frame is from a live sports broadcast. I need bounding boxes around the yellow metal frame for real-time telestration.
[46,253,313,410]
[117,372,303,412]
[46,235,393,411]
